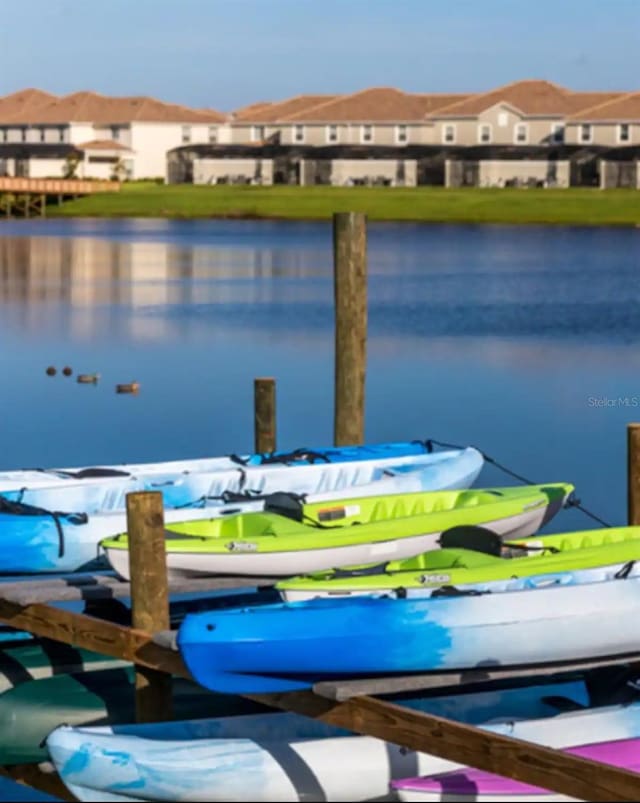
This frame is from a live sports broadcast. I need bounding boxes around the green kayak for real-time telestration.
[0,665,275,765]
[103,483,573,579]
[277,526,640,601]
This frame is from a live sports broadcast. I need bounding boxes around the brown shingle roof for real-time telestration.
[415,93,472,115]
[234,94,338,122]
[562,91,626,114]
[232,100,273,118]
[0,88,58,121]
[0,90,225,124]
[282,87,470,122]
[568,92,640,121]
[429,79,572,118]
[78,139,132,151]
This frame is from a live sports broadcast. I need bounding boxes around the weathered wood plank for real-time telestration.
[249,691,640,801]
[0,598,189,678]
[0,574,276,604]
[312,652,640,700]
[126,492,173,723]
[333,211,367,446]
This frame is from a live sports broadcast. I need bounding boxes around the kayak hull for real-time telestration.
[277,526,640,602]
[46,696,640,802]
[178,573,640,694]
[105,483,571,581]
[106,505,556,580]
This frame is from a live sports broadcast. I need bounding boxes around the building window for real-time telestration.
[498,112,509,127]
[395,124,408,144]
[208,125,218,144]
[88,155,119,164]
[58,127,66,143]
[21,127,27,143]
[580,123,593,144]
[478,123,492,144]
[39,127,46,143]
[0,129,6,143]
[514,123,528,144]
[618,123,630,144]
[551,123,564,144]
[361,124,373,143]
[181,125,191,144]
[326,124,338,143]
[110,126,120,141]
[396,124,409,145]
[443,124,456,144]
[293,124,305,143]
[251,125,265,141]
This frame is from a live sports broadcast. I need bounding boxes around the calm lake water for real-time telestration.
[1,217,639,530]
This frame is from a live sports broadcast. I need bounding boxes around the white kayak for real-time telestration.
[0,448,484,573]
[46,697,640,802]
[0,445,483,513]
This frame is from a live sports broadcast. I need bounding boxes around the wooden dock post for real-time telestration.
[628,423,640,524]
[333,212,367,447]
[126,491,173,723]
[254,377,276,453]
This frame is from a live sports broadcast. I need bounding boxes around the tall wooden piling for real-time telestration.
[333,212,367,447]
[254,377,277,454]
[126,491,173,723]
[628,423,640,524]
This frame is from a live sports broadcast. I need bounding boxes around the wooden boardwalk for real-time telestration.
[0,177,120,194]
[0,177,120,217]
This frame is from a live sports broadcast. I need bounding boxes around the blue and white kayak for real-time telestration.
[0,447,483,574]
[0,440,447,498]
[178,572,640,694]
[45,693,640,802]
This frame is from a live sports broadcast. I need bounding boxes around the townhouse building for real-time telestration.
[1,80,639,188]
[192,87,468,186]
[0,89,228,180]
[182,80,638,189]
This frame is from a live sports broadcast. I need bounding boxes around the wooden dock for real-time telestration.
[0,177,120,217]
[0,554,640,802]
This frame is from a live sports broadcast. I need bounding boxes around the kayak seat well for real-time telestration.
[387,549,499,573]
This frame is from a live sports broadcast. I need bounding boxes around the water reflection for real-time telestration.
[1,219,640,347]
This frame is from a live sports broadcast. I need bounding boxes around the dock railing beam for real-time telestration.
[333,211,367,447]
[126,490,173,723]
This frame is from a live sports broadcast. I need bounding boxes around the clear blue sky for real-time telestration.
[1,0,638,112]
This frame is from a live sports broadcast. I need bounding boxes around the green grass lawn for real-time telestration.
[47,184,640,226]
